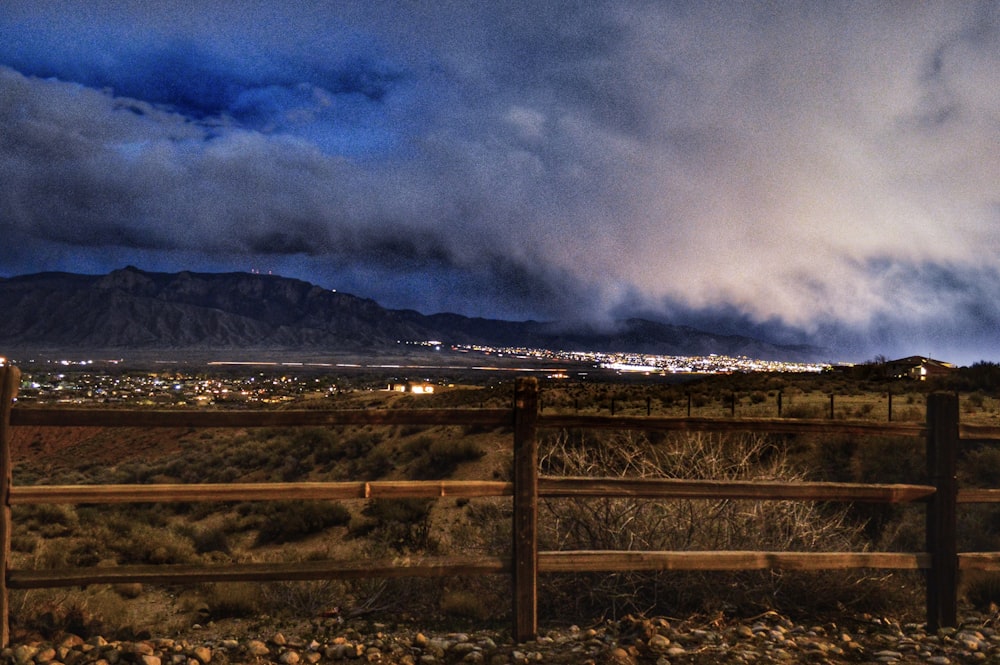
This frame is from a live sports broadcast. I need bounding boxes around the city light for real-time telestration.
[6,344,830,407]
[449,344,829,375]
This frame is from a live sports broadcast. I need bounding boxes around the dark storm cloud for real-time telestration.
[0,17,403,115]
[3,2,1000,363]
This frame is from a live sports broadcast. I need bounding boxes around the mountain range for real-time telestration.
[0,267,824,361]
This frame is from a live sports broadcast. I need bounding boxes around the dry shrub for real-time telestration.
[782,402,826,419]
[113,523,198,565]
[10,587,131,639]
[260,579,347,617]
[406,437,484,479]
[253,500,351,545]
[198,582,263,619]
[19,504,80,538]
[963,570,1000,611]
[440,589,491,621]
[538,429,900,619]
[351,498,436,553]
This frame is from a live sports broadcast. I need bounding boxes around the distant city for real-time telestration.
[1,344,830,406]
[9,362,338,407]
[447,343,830,375]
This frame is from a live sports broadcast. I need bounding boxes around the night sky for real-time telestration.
[2,2,1000,364]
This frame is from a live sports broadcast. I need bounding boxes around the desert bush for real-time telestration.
[440,589,491,621]
[260,578,347,617]
[961,446,1000,488]
[963,571,1000,611]
[406,437,484,479]
[854,403,875,418]
[113,523,198,565]
[10,588,131,639]
[537,429,890,618]
[19,503,79,538]
[892,406,924,422]
[253,501,352,545]
[782,402,826,419]
[10,534,37,554]
[198,582,263,619]
[28,534,109,569]
[279,454,308,482]
[351,498,436,553]
[455,498,512,556]
[174,523,232,555]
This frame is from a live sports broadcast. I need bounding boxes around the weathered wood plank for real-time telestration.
[536,414,927,437]
[0,367,20,648]
[958,424,1000,443]
[538,550,929,572]
[10,480,514,505]
[7,555,511,589]
[960,553,1000,571]
[958,489,1000,504]
[926,392,959,631]
[15,407,996,441]
[512,377,539,643]
[9,407,512,429]
[538,477,935,503]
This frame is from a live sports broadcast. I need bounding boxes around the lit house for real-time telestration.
[388,382,435,394]
[885,356,955,381]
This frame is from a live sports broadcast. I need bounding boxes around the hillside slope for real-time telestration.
[0,266,823,360]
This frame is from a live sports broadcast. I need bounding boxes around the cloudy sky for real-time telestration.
[2,2,999,364]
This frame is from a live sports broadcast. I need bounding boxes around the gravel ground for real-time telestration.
[5,610,1000,665]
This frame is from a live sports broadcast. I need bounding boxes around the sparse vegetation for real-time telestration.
[7,368,1000,639]
[536,429,896,617]
[252,500,352,546]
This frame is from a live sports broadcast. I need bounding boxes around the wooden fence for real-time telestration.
[3,365,1000,646]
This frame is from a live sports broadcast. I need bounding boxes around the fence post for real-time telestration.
[0,366,21,648]
[926,391,958,631]
[512,377,539,642]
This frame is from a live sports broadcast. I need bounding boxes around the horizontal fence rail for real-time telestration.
[538,477,936,502]
[9,407,513,428]
[538,550,931,572]
[3,366,1000,645]
[9,480,514,504]
[7,556,512,590]
[538,413,929,437]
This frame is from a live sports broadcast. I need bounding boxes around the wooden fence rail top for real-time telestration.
[7,550,935,589]
[958,553,1000,571]
[7,555,511,589]
[8,407,513,429]
[537,414,929,437]
[537,477,936,503]
[10,480,514,505]
[8,479,934,506]
[956,423,1000,442]
[957,489,1000,504]
[11,407,1000,443]
[538,550,930,572]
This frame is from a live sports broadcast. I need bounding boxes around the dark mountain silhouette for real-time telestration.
[0,267,823,360]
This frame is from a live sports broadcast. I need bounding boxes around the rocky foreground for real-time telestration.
[4,611,1000,665]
